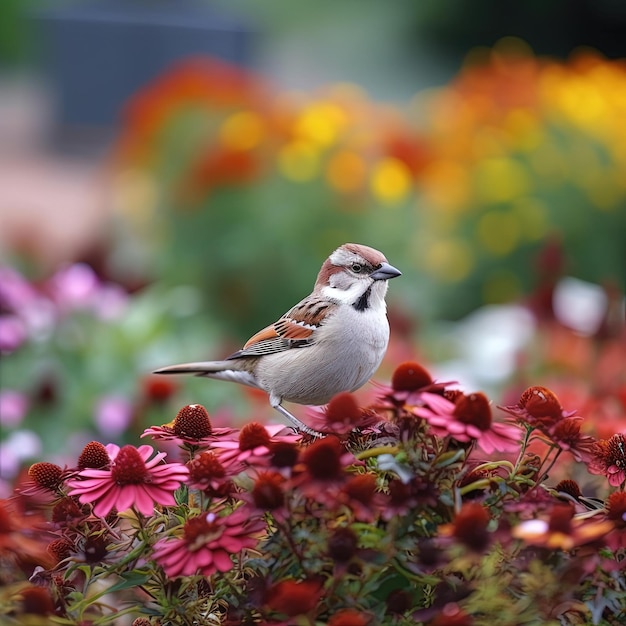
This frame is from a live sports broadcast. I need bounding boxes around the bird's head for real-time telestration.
[315,243,401,310]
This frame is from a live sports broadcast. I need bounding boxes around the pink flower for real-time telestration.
[292,436,359,503]
[0,390,29,427]
[587,434,626,487]
[376,361,456,409]
[94,395,133,438]
[306,392,380,436]
[141,403,235,449]
[152,507,264,577]
[210,422,300,470]
[67,444,189,517]
[186,450,237,497]
[416,392,522,453]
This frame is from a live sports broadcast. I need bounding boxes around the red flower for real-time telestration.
[266,578,323,617]
[327,608,372,626]
[499,386,576,428]
[238,470,290,521]
[152,506,264,578]
[377,362,455,409]
[512,503,613,550]
[187,451,236,497]
[441,502,492,552]
[306,392,380,436]
[210,422,301,470]
[548,417,595,462]
[416,392,521,453]
[605,491,626,528]
[141,404,235,448]
[587,433,626,487]
[293,436,358,503]
[337,473,385,522]
[67,444,189,517]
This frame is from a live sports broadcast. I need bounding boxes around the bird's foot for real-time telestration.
[272,403,325,438]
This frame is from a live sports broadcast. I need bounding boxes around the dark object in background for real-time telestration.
[411,0,626,60]
[32,0,254,141]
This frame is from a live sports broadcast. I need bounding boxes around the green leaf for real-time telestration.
[104,570,152,594]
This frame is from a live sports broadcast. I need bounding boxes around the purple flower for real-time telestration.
[0,390,29,427]
[94,395,134,437]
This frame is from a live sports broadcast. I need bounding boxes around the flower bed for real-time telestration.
[2,363,624,625]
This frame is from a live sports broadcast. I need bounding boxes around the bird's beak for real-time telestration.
[371,262,402,281]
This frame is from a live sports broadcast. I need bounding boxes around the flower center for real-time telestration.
[453,393,492,431]
[391,362,432,391]
[183,513,224,551]
[606,492,626,525]
[252,472,285,510]
[343,473,376,504]
[554,479,582,499]
[173,404,212,439]
[188,452,226,482]
[270,442,299,468]
[325,392,362,425]
[518,386,562,421]
[302,437,343,480]
[78,441,111,469]
[607,434,626,469]
[28,462,63,490]
[111,446,149,485]
[239,422,271,451]
[548,504,574,534]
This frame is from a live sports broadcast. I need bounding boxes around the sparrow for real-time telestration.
[154,243,401,435]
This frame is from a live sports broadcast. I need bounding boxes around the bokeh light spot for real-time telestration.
[473,157,530,203]
[278,141,320,182]
[482,270,522,304]
[476,210,521,256]
[423,238,474,282]
[370,157,412,205]
[420,160,471,213]
[326,150,366,193]
[511,197,549,241]
[295,102,346,147]
[219,111,265,151]
[112,169,158,223]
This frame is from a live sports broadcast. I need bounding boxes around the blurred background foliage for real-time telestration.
[0,0,624,489]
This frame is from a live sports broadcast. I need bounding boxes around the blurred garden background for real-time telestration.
[1,0,625,496]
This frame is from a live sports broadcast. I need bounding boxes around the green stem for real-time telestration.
[537,446,563,483]
[511,426,534,477]
[355,445,399,460]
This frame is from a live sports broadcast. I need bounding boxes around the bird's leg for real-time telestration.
[270,399,324,438]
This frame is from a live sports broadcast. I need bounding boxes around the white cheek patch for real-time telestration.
[322,282,366,305]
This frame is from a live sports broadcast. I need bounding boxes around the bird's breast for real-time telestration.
[255,305,390,406]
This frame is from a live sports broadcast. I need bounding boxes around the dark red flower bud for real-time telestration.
[28,462,63,490]
[518,386,562,420]
[327,527,358,563]
[392,362,433,391]
[173,404,212,438]
[452,503,491,552]
[78,441,110,469]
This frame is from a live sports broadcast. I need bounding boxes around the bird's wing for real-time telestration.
[226,297,332,359]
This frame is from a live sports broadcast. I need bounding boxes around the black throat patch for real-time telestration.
[353,286,372,312]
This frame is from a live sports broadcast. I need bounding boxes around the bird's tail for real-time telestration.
[153,361,259,389]
[153,361,234,376]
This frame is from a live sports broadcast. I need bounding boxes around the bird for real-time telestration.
[154,243,401,435]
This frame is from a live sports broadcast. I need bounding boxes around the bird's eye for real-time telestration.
[351,262,363,273]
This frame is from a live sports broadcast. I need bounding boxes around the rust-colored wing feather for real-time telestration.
[226,297,332,359]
